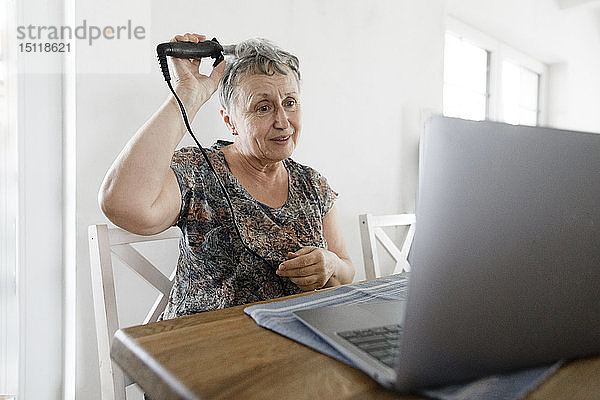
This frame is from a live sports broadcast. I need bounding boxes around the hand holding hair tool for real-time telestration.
[155,37,227,139]
[157,39,224,64]
[156,38,222,82]
[157,38,235,81]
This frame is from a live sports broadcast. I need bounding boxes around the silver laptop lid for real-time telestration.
[396,117,600,391]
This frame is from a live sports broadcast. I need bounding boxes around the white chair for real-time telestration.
[359,213,416,280]
[88,224,181,400]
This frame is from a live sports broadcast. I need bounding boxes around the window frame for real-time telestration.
[0,0,19,395]
[444,16,548,126]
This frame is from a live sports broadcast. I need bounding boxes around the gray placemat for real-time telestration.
[244,274,561,400]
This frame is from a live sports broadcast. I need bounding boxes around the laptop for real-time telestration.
[293,116,600,393]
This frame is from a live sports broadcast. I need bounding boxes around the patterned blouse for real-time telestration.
[160,141,338,319]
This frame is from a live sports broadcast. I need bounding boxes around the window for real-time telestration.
[501,61,540,126]
[443,32,490,121]
[443,17,546,126]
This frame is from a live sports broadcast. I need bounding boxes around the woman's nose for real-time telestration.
[273,106,290,129]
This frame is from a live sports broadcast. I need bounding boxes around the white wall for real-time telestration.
[11,0,600,399]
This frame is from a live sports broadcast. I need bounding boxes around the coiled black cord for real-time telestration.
[164,78,268,263]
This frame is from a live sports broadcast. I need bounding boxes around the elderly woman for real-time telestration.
[99,33,354,319]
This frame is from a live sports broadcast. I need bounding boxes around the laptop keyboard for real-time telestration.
[337,324,403,368]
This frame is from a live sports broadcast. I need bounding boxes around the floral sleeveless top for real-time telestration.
[161,141,337,319]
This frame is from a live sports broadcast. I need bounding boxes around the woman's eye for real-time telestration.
[257,105,270,113]
[285,99,296,107]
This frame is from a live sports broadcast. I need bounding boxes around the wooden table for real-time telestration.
[111,292,600,400]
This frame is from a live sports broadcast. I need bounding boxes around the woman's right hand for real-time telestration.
[170,33,226,110]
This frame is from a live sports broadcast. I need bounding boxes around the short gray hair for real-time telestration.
[218,38,301,110]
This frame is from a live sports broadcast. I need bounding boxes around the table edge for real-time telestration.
[111,328,200,400]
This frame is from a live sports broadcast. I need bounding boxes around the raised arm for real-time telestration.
[99,33,225,235]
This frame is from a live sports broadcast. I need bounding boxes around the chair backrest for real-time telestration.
[88,223,181,400]
[359,213,416,280]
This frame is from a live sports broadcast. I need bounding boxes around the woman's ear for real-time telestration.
[220,108,238,135]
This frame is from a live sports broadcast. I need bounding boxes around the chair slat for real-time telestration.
[401,224,416,257]
[374,227,404,261]
[111,244,174,296]
[358,213,415,278]
[370,214,415,228]
[89,224,179,400]
[144,268,177,324]
[359,214,381,280]
[109,226,180,246]
[89,225,128,400]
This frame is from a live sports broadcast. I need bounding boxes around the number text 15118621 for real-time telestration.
[19,42,71,52]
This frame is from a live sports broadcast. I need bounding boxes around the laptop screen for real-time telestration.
[396,116,600,390]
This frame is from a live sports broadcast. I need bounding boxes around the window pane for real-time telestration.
[443,84,487,121]
[519,109,538,127]
[443,33,489,121]
[502,60,540,126]
[444,34,488,94]
[502,61,521,125]
[520,68,539,110]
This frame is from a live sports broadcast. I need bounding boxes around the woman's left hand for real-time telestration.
[276,246,339,291]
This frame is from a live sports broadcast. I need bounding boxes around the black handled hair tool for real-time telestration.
[157,37,235,81]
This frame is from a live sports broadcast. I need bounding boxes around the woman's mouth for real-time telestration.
[271,135,291,143]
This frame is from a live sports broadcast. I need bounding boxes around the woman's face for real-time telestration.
[225,72,301,165]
